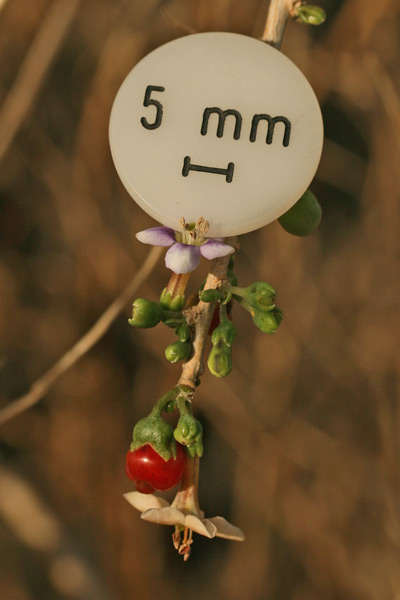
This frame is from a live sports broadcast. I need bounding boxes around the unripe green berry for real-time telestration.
[278,190,322,236]
[128,298,163,328]
[165,341,192,363]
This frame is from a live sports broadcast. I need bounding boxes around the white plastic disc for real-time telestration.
[109,32,323,237]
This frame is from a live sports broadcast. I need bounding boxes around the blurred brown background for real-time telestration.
[1,0,400,599]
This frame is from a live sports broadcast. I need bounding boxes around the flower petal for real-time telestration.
[136,227,175,247]
[141,506,185,526]
[165,244,201,274]
[123,491,170,512]
[207,516,245,541]
[200,240,235,260]
[184,516,217,538]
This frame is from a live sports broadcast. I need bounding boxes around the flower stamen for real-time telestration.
[178,527,193,561]
[172,530,181,550]
[195,216,209,235]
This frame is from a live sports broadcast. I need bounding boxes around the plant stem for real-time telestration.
[178,238,237,388]
[261,0,294,49]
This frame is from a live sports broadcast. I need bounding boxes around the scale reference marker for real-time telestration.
[182,156,235,183]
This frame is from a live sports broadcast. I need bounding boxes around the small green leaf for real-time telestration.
[175,323,191,342]
[162,316,185,328]
[199,289,224,303]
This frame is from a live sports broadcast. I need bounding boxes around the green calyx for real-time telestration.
[174,414,203,458]
[129,298,187,330]
[131,385,203,459]
[129,298,163,328]
[130,388,184,460]
[278,190,322,236]
[131,412,177,461]
[208,338,233,378]
[294,4,326,25]
[160,287,185,311]
[165,341,192,363]
[130,386,204,460]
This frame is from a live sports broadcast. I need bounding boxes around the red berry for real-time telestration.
[125,444,185,494]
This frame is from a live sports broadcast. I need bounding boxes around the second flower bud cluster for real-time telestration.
[128,257,283,379]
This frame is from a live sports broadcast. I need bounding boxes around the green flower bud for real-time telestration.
[175,322,191,342]
[233,282,275,313]
[278,190,322,236]
[294,4,326,25]
[247,282,276,311]
[159,287,185,311]
[211,320,237,348]
[128,298,163,328]
[165,341,192,363]
[253,308,283,334]
[174,414,203,458]
[131,412,177,461]
[208,339,233,378]
[199,289,224,303]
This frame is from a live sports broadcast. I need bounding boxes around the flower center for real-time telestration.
[176,216,209,247]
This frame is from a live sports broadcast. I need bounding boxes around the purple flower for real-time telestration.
[136,221,234,274]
